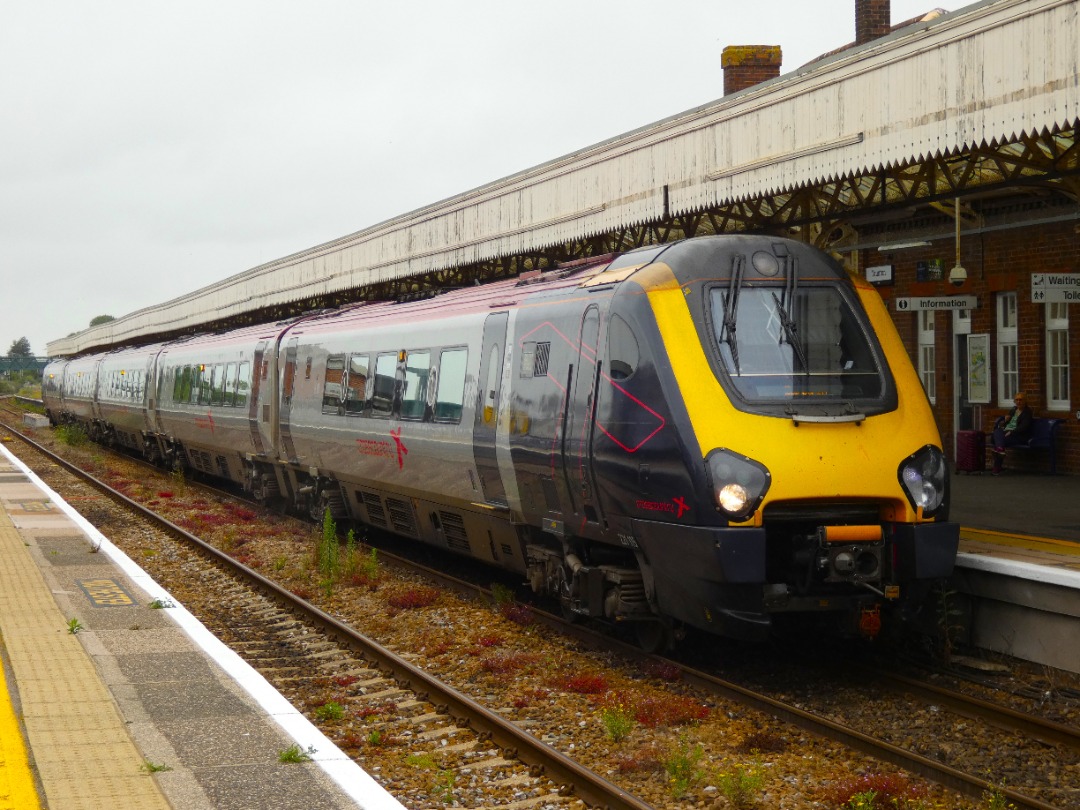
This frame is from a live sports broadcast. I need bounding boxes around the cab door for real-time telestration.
[562,306,601,523]
[472,312,509,506]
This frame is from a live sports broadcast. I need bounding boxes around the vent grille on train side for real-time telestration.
[386,497,418,537]
[360,491,387,529]
[534,342,550,376]
[439,511,470,553]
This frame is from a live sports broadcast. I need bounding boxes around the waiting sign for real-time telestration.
[894,296,977,311]
[1031,273,1080,303]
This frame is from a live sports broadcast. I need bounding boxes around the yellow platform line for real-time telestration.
[960,526,1080,556]
[0,505,170,809]
[0,643,41,810]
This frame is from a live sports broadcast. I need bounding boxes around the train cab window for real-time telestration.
[223,363,237,406]
[236,362,251,407]
[710,285,885,403]
[434,348,467,422]
[322,355,346,414]
[399,351,430,420]
[607,316,639,380]
[345,354,369,415]
[370,353,397,417]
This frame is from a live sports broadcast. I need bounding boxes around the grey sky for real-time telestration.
[0,1,943,357]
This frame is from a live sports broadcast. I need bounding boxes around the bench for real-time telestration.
[991,416,1065,474]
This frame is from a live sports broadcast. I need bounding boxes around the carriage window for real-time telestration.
[400,351,430,420]
[345,354,369,415]
[236,362,251,407]
[211,364,226,406]
[322,355,346,414]
[193,365,206,405]
[370,353,397,416]
[435,348,467,422]
[223,363,237,406]
[176,366,193,403]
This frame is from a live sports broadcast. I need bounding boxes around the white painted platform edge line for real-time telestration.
[0,444,407,810]
[956,551,1080,588]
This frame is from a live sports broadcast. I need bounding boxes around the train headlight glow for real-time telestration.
[707,449,771,521]
[898,445,948,515]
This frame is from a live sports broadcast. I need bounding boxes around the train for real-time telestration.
[42,235,959,648]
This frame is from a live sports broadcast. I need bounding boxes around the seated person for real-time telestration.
[991,392,1034,474]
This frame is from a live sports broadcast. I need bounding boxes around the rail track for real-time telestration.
[4,400,1078,809]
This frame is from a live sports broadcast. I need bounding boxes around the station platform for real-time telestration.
[0,443,405,810]
[947,470,1080,673]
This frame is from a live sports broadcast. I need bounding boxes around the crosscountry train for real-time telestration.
[43,235,959,647]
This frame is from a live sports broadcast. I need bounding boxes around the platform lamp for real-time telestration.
[948,197,967,287]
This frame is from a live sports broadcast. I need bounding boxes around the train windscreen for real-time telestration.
[710,285,884,403]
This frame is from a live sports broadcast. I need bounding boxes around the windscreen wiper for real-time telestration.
[720,255,744,374]
[771,255,807,372]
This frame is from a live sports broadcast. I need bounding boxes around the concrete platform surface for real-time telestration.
[0,442,405,810]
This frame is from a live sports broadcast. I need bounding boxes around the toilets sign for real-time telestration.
[1031,273,1080,303]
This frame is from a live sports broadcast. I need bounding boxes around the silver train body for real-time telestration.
[43,236,959,644]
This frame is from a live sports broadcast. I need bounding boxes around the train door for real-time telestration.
[143,351,158,434]
[561,305,601,523]
[279,336,299,463]
[472,312,509,506]
[248,340,269,456]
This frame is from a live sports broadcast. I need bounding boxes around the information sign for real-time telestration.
[893,296,977,312]
[1031,273,1080,303]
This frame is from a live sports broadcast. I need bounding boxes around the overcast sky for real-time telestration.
[1,0,946,357]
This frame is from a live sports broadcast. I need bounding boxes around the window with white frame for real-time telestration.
[996,292,1018,406]
[918,310,936,403]
[1046,302,1069,410]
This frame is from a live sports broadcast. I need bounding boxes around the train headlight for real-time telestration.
[706,449,771,521]
[898,445,948,515]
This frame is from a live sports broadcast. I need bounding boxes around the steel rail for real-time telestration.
[862,666,1080,752]
[0,420,654,810]
[340,542,1070,810]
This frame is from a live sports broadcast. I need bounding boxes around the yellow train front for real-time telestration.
[528,235,959,644]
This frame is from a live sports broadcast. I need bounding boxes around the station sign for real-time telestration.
[1031,273,1080,303]
[866,264,893,285]
[893,296,977,312]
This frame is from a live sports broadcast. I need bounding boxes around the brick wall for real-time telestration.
[865,219,1080,474]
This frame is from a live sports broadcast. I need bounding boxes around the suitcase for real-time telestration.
[956,430,985,473]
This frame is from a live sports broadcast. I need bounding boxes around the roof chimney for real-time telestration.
[856,0,891,44]
[721,46,782,95]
